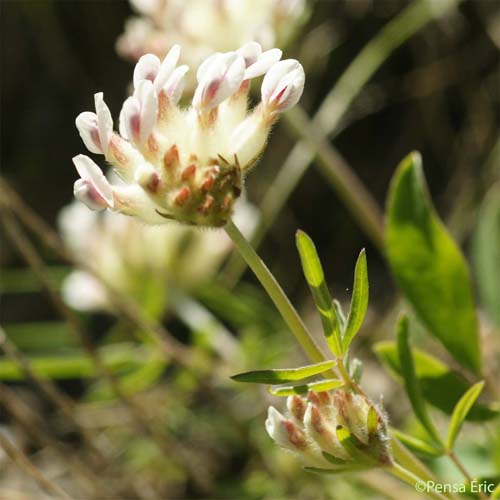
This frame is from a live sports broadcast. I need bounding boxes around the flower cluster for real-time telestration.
[117,0,307,90]
[266,390,392,470]
[58,197,258,312]
[73,43,304,227]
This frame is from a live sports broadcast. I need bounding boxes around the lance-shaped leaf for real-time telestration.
[386,152,481,374]
[296,230,342,355]
[472,185,500,327]
[268,378,343,396]
[391,429,443,458]
[396,316,442,446]
[342,249,368,352]
[374,341,498,421]
[304,465,367,475]
[231,360,335,384]
[446,381,485,450]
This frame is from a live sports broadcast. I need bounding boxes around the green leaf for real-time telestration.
[386,152,481,373]
[0,343,154,380]
[391,429,443,458]
[3,322,78,352]
[231,360,335,384]
[472,185,500,327]
[336,426,375,465]
[396,316,442,446]
[0,266,69,294]
[268,378,343,396]
[491,481,500,500]
[333,300,347,333]
[374,341,498,421]
[304,466,366,475]
[446,381,485,450]
[342,249,368,351]
[296,230,342,355]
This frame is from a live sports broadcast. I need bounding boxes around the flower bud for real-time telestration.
[266,389,392,470]
[261,59,305,117]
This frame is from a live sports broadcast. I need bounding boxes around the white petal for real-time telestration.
[237,41,262,67]
[133,54,160,88]
[94,93,113,155]
[261,59,304,112]
[194,52,246,111]
[136,80,158,143]
[154,44,181,91]
[244,48,282,80]
[75,112,102,154]
[118,107,128,139]
[121,96,141,142]
[164,65,189,105]
[72,154,114,208]
[196,52,220,82]
[265,407,293,449]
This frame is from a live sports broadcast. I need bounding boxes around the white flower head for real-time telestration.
[116,0,307,91]
[72,44,304,227]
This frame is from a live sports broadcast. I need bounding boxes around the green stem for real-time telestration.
[388,463,449,500]
[224,219,328,368]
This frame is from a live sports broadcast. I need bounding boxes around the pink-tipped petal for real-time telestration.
[193,52,245,111]
[133,54,160,88]
[164,64,189,105]
[94,93,113,155]
[196,53,220,82]
[121,96,141,142]
[261,59,304,113]
[237,41,262,67]
[75,112,102,154]
[244,48,282,79]
[72,155,114,209]
[154,44,181,91]
[135,79,158,143]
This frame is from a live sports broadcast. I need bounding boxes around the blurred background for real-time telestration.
[1,0,499,498]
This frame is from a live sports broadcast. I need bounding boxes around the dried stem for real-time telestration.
[0,431,75,500]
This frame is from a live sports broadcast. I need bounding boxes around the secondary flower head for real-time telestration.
[266,390,392,471]
[58,195,258,312]
[73,43,304,227]
[116,0,307,90]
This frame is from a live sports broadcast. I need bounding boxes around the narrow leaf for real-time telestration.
[304,466,367,475]
[367,406,378,435]
[386,152,481,373]
[472,185,500,327]
[374,341,498,421]
[296,230,342,355]
[322,452,350,465]
[231,360,335,384]
[446,381,485,450]
[342,249,369,352]
[396,316,442,445]
[336,425,374,465]
[391,429,443,458]
[333,299,346,333]
[268,378,343,396]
